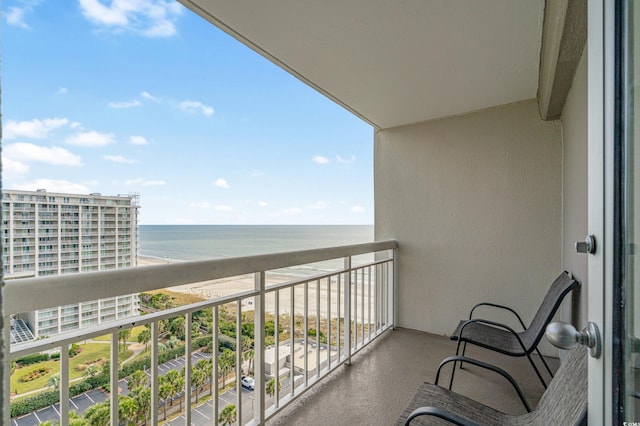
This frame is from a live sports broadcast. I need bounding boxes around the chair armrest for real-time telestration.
[434,355,531,412]
[404,406,480,426]
[469,302,527,330]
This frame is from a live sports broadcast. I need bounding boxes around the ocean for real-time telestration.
[139,225,374,276]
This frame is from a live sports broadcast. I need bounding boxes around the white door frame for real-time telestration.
[588,0,616,424]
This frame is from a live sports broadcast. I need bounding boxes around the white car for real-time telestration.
[241,376,255,390]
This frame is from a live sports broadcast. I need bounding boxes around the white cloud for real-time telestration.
[108,99,141,109]
[124,178,166,187]
[213,178,229,189]
[189,202,210,209]
[14,179,90,194]
[129,135,149,145]
[66,131,115,147]
[6,7,29,28]
[140,91,157,101]
[337,155,356,164]
[258,201,268,207]
[214,205,234,212]
[308,201,328,210]
[283,207,303,215]
[4,143,83,166]
[103,155,137,164]
[351,205,366,213]
[78,0,183,38]
[5,1,40,29]
[5,118,70,139]
[313,156,330,165]
[58,87,69,95]
[2,158,30,176]
[180,100,214,116]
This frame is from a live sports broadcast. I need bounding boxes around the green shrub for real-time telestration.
[218,334,236,351]
[15,353,50,366]
[10,391,59,417]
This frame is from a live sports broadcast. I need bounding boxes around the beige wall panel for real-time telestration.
[375,100,562,342]
[560,49,588,328]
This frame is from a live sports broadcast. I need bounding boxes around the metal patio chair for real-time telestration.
[449,271,579,389]
[397,345,587,426]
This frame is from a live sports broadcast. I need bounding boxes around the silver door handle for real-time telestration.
[575,235,596,254]
[546,321,601,358]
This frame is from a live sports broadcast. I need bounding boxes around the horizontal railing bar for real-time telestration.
[5,240,397,315]
[264,258,393,293]
[10,257,396,358]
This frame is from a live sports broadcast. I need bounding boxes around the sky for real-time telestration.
[1,0,374,225]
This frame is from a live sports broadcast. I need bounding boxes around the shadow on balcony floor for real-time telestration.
[268,327,559,425]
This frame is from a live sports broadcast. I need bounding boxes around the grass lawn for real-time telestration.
[92,324,148,343]
[11,342,134,397]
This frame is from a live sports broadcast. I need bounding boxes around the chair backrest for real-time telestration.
[522,271,579,348]
[526,345,587,425]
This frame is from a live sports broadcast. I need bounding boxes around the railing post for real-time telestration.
[60,343,69,426]
[212,306,219,425]
[392,248,398,329]
[2,317,11,426]
[303,281,308,386]
[254,272,265,424]
[151,322,158,426]
[289,287,295,397]
[184,314,192,426]
[235,300,242,424]
[344,256,352,365]
[110,332,118,426]
[274,290,280,406]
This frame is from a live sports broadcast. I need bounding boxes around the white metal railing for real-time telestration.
[3,240,397,425]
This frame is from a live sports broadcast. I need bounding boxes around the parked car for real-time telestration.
[241,375,255,390]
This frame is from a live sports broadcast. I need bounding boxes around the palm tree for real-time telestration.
[191,368,205,402]
[128,370,148,391]
[164,369,185,411]
[219,349,235,387]
[218,404,237,425]
[133,386,151,425]
[118,329,131,352]
[118,395,138,426]
[47,374,60,392]
[244,348,255,375]
[137,327,151,352]
[158,380,173,420]
[68,411,87,426]
[84,401,110,426]
[166,335,179,349]
[83,364,101,379]
[266,378,281,398]
[196,358,213,378]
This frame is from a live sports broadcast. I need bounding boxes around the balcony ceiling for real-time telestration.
[180,0,545,129]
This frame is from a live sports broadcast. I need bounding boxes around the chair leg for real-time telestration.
[459,341,468,369]
[535,347,554,378]
[448,340,464,390]
[526,352,547,389]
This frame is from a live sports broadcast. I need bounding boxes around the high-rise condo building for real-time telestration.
[2,189,140,342]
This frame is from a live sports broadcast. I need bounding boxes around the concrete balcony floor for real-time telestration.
[269,328,559,425]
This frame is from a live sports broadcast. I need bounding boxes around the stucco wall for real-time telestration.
[374,100,563,341]
[560,49,588,328]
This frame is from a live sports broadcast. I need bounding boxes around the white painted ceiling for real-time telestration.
[180,0,545,129]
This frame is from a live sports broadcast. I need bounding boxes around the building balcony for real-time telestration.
[3,241,396,425]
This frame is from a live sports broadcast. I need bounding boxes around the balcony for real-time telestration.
[3,241,396,425]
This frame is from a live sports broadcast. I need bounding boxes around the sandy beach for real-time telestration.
[137,255,376,319]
